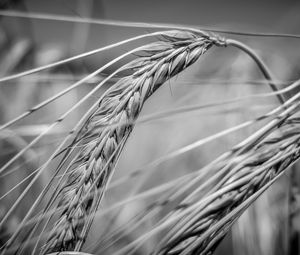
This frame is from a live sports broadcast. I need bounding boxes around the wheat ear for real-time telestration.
[41,30,215,253]
[154,95,300,254]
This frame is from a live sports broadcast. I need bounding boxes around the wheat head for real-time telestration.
[41,30,216,254]
[154,98,300,254]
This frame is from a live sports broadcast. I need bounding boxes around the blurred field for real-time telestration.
[0,1,300,254]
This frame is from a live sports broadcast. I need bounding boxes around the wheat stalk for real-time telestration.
[2,10,300,39]
[40,30,215,254]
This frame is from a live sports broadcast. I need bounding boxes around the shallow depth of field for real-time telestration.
[0,0,300,254]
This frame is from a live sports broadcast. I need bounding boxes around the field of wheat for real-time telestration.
[0,1,300,255]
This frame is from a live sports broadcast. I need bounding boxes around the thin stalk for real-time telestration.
[226,39,286,105]
[1,10,300,39]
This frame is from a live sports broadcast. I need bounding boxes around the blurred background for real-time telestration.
[0,0,300,254]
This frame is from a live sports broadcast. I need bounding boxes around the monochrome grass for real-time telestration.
[0,8,299,255]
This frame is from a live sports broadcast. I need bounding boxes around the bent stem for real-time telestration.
[226,38,286,105]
